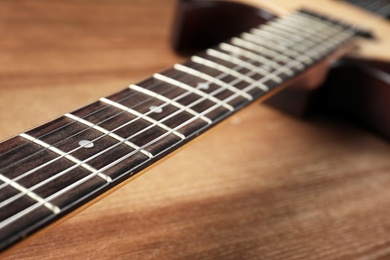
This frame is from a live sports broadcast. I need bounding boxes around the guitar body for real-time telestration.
[173,0,390,137]
[1,0,390,259]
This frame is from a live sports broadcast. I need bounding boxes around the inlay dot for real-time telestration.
[197,82,209,90]
[149,105,163,113]
[79,140,94,148]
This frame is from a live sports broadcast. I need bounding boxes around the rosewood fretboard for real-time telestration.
[0,10,362,252]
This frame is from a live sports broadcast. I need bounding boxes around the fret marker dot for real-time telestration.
[79,140,94,148]
[149,105,163,113]
[197,82,209,90]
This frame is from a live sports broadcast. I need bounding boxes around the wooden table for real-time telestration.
[1,0,390,259]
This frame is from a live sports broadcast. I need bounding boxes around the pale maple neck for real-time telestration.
[0,10,363,252]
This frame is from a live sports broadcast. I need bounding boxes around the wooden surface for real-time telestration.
[1,0,390,259]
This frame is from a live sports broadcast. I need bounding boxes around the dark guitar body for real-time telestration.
[313,59,390,139]
[172,0,390,139]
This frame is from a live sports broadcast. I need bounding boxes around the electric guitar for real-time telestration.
[1,0,389,258]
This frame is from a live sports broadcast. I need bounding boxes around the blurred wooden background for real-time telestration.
[1,0,390,259]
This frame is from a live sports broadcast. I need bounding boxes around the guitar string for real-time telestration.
[0,13,354,225]
[0,10,338,191]
[0,10,335,167]
[0,11,350,197]
[0,21,356,230]
[0,10,337,177]
[0,10,319,178]
[0,13,354,211]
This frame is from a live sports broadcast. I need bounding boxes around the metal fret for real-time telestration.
[64,113,153,158]
[232,37,290,63]
[241,32,313,64]
[219,43,287,80]
[99,97,185,140]
[129,84,212,124]
[260,23,332,54]
[154,71,235,110]
[0,10,361,252]
[285,13,353,45]
[207,48,290,82]
[19,133,112,183]
[249,28,309,52]
[0,174,60,214]
[250,26,324,59]
[270,18,339,51]
[231,37,305,70]
[173,64,253,100]
[272,19,337,39]
[192,56,269,91]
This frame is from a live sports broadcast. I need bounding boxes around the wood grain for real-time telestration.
[1,0,390,259]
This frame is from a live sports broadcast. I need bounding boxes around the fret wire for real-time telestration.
[0,66,193,173]
[64,113,154,158]
[225,19,353,98]
[206,48,289,79]
[272,18,338,39]
[19,133,112,183]
[260,17,353,59]
[232,37,292,64]
[0,197,52,230]
[266,19,334,46]
[0,79,242,227]
[264,24,329,56]
[276,17,321,35]
[0,76,224,198]
[0,174,60,214]
[0,10,348,177]
[260,23,332,53]
[249,27,322,58]
[130,83,230,118]
[128,84,212,124]
[264,19,338,50]
[0,70,234,207]
[191,56,269,91]
[152,73,234,111]
[288,12,349,41]
[0,164,109,230]
[254,24,327,57]
[222,55,305,104]
[0,93,216,229]
[218,43,287,80]
[171,65,253,100]
[231,37,305,70]
[276,17,329,37]
[0,13,309,173]
[271,18,342,50]
[0,11,360,236]
[249,28,309,52]
[0,17,354,189]
[287,12,337,30]
[241,32,313,64]
[260,24,304,43]
[1,41,276,210]
[100,97,186,140]
[219,39,303,83]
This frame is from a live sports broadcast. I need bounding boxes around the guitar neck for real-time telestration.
[0,10,360,252]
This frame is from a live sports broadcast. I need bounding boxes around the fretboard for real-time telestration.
[0,10,361,252]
